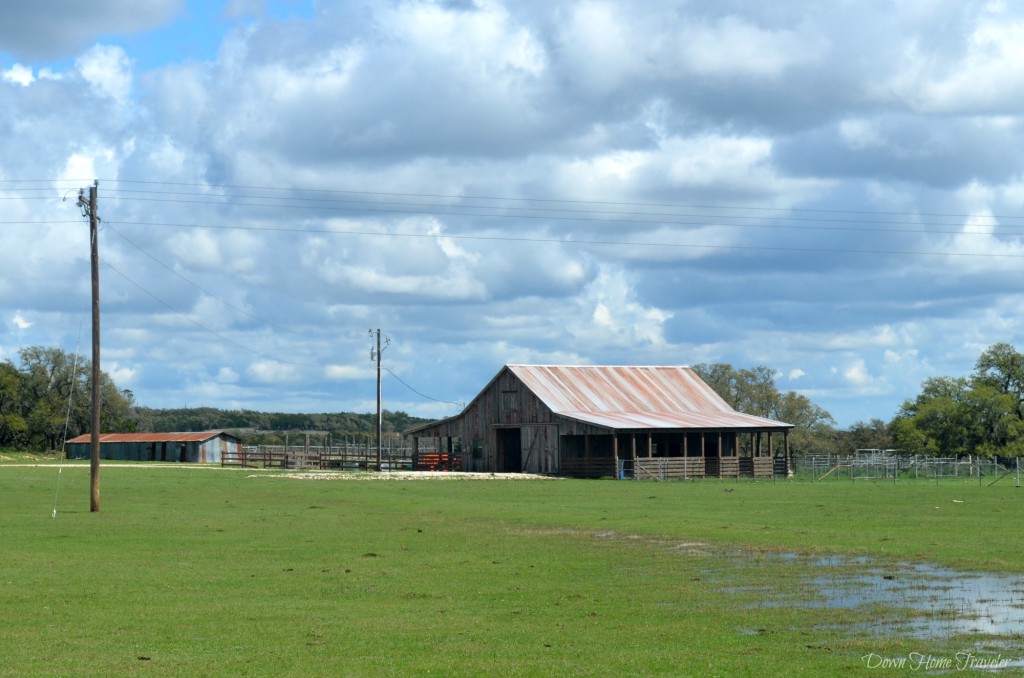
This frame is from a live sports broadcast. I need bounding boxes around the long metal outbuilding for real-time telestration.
[65,431,241,464]
[407,364,794,478]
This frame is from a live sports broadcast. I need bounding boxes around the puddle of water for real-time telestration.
[750,554,1024,639]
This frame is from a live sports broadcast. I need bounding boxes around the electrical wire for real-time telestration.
[98,254,321,368]
[105,224,321,341]
[109,219,1024,259]
[384,367,464,409]
[98,179,1024,222]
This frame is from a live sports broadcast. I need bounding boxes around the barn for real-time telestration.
[65,431,241,464]
[407,365,794,479]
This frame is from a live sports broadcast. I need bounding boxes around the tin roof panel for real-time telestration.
[507,365,792,430]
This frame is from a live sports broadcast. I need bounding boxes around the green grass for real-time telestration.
[1,467,1022,676]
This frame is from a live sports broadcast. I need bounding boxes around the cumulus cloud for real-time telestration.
[5,0,1024,427]
[77,45,134,105]
[2,64,34,86]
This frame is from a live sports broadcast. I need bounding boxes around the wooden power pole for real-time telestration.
[79,181,101,512]
[370,329,389,472]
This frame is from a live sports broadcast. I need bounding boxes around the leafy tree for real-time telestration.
[842,419,893,453]
[890,344,1024,458]
[0,361,28,447]
[773,390,837,455]
[891,376,970,456]
[974,343,1024,418]
[692,362,837,454]
[15,346,137,450]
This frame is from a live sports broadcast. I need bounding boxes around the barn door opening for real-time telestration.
[496,428,522,472]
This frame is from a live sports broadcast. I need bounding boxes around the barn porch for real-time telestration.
[410,426,789,479]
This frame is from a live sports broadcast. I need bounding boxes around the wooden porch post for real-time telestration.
[784,430,792,477]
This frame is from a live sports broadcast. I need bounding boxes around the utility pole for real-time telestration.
[78,181,101,512]
[369,329,390,472]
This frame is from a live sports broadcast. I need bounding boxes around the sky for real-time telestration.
[3,0,1024,428]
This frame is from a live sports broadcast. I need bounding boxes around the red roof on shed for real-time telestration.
[65,431,233,444]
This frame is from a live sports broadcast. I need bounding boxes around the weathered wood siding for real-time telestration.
[521,424,559,474]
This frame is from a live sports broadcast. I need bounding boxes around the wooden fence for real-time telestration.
[222,443,462,472]
[631,456,777,481]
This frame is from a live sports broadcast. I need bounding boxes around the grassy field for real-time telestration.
[1,464,1022,676]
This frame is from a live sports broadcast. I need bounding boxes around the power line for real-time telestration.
[99,178,1024,222]
[384,367,464,409]
[9,177,1024,224]
[105,224,324,342]
[108,219,1024,259]
[98,255,322,369]
[98,189,1024,232]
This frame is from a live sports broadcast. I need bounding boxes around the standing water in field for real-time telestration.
[749,553,1024,639]
[807,558,1024,638]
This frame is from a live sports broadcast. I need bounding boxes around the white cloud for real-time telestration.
[12,313,31,330]
[568,267,672,348]
[216,367,239,383]
[2,64,34,86]
[325,364,369,380]
[106,362,137,385]
[76,44,134,105]
[677,15,827,77]
[843,359,873,386]
[247,360,300,383]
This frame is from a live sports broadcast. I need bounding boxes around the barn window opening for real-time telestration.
[501,390,519,414]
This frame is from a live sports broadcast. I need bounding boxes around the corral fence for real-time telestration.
[222,439,460,472]
[792,450,1022,485]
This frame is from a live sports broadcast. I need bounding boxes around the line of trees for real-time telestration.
[890,343,1024,458]
[690,363,911,455]
[134,407,430,445]
[0,346,135,450]
[0,346,430,451]
[695,343,1024,459]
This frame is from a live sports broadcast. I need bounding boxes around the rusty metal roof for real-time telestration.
[65,431,235,444]
[507,365,792,430]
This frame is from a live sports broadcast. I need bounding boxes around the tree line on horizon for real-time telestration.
[0,346,429,451]
[3,344,1024,457]
[695,342,1024,459]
